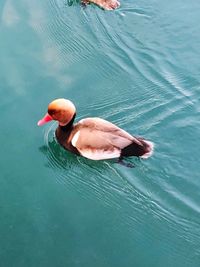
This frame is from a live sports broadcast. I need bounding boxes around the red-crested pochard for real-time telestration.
[38,99,154,162]
[82,0,120,10]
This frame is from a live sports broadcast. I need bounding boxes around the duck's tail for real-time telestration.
[121,138,154,158]
[140,140,154,159]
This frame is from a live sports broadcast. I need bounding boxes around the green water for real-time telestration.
[1,0,200,266]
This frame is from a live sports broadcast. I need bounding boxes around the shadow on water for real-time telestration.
[65,0,81,7]
[64,0,104,9]
[39,123,141,175]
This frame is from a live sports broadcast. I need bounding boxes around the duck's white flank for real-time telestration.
[79,148,121,160]
[71,131,80,147]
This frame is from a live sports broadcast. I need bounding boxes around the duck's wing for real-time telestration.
[70,118,142,160]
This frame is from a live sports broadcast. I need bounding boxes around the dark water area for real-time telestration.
[0,0,200,266]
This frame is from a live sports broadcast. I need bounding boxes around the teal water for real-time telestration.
[1,0,200,266]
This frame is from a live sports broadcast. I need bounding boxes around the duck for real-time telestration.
[38,98,154,162]
[81,0,120,10]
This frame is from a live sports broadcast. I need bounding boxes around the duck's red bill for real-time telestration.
[37,113,53,126]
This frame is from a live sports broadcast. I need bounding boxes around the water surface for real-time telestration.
[0,0,200,266]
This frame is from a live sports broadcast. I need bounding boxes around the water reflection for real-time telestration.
[2,0,20,27]
[39,122,140,172]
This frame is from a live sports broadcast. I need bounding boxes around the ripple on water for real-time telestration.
[34,1,200,262]
[41,120,196,245]
[44,123,124,205]
[43,122,156,217]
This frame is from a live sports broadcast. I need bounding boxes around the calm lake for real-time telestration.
[0,0,200,266]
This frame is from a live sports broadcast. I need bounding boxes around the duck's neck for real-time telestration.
[59,113,76,132]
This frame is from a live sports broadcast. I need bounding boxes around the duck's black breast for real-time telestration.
[55,126,81,156]
[55,114,81,156]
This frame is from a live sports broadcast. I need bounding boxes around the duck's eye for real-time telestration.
[48,109,56,116]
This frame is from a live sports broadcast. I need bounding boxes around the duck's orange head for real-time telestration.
[37,98,76,126]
